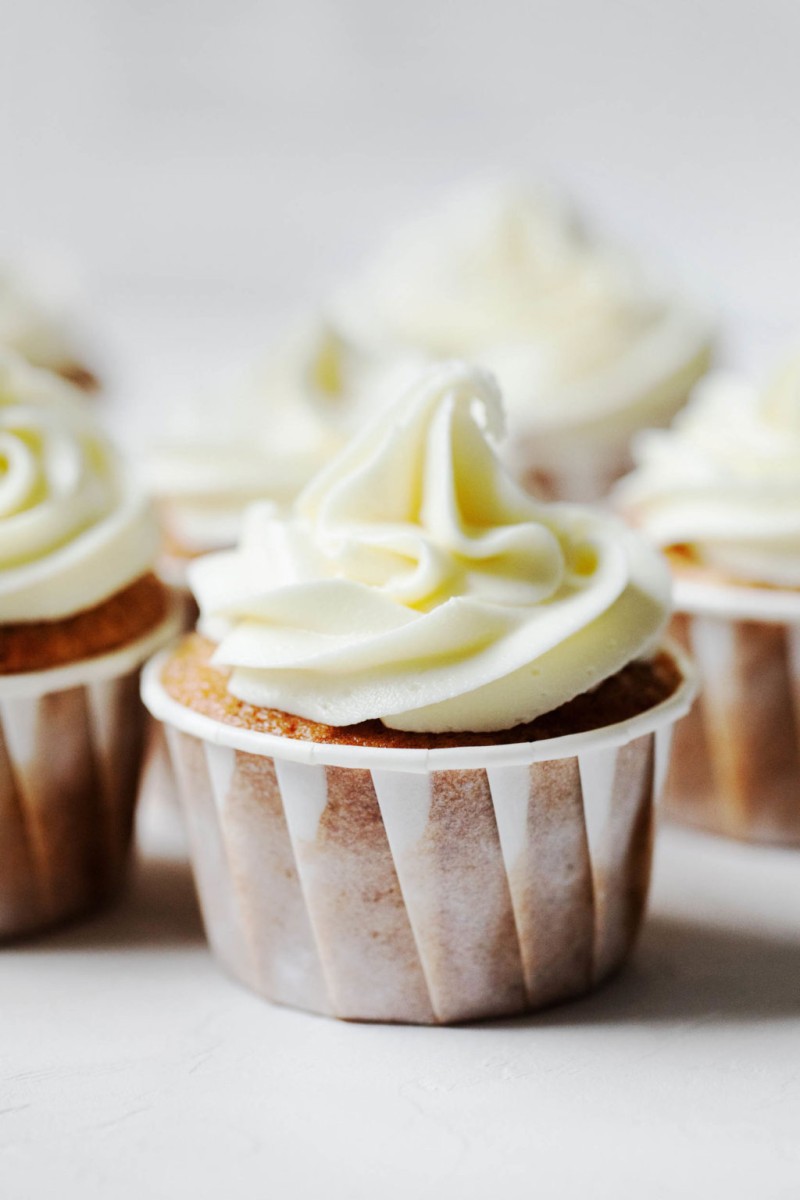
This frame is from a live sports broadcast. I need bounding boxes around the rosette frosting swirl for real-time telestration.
[334,184,712,440]
[0,353,159,621]
[615,353,800,587]
[190,362,670,732]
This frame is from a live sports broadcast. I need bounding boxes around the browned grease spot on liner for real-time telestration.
[513,757,594,1005]
[219,752,330,1011]
[409,769,526,1020]
[592,735,655,983]
[664,613,800,844]
[301,767,434,1021]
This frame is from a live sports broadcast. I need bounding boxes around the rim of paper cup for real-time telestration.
[141,638,696,774]
[0,595,185,700]
[673,575,800,624]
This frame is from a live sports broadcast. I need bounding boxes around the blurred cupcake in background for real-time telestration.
[144,361,694,1024]
[0,259,100,393]
[143,318,421,585]
[615,350,800,844]
[0,352,180,938]
[334,183,714,500]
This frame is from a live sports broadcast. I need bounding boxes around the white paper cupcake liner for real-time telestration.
[663,578,800,845]
[0,603,183,939]
[143,643,694,1024]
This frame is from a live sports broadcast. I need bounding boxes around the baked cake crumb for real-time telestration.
[161,633,682,750]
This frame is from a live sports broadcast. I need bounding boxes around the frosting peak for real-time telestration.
[295,364,565,610]
[191,362,670,732]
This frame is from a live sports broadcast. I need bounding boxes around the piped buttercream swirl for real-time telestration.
[190,362,671,732]
[0,353,159,621]
[334,184,712,442]
[615,353,800,587]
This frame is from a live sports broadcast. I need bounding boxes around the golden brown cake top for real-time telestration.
[0,573,170,674]
[161,633,682,751]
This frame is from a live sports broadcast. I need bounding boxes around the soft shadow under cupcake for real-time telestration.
[485,914,800,1029]
[8,853,204,952]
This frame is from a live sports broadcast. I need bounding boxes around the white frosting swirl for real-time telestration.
[335,185,712,445]
[190,362,670,732]
[615,353,800,587]
[146,320,421,552]
[0,353,159,621]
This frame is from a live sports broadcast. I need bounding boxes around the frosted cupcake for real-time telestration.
[615,353,800,844]
[144,319,419,581]
[0,261,98,392]
[335,184,713,500]
[144,362,694,1024]
[0,353,180,937]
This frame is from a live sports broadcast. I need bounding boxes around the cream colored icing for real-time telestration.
[615,353,800,587]
[0,352,159,621]
[190,361,671,732]
[145,320,422,552]
[335,184,713,446]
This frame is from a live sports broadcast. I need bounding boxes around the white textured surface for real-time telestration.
[3,808,800,1199]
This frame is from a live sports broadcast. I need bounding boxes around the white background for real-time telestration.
[2,0,799,399]
[2,3,800,1197]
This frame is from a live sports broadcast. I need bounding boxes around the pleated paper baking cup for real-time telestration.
[0,603,183,939]
[663,577,800,846]
[143,644,694,1024]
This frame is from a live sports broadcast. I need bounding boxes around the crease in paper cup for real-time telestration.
[0,601,183,939]
[145,641,693,1024]
[665,578,800,845]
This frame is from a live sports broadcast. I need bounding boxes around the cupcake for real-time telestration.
[0,353,180,938]
[0,260,99,392]
[143,319,420,584]
[615,352,800,844]
[334,184,713,501]
[143,361,694,1024]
